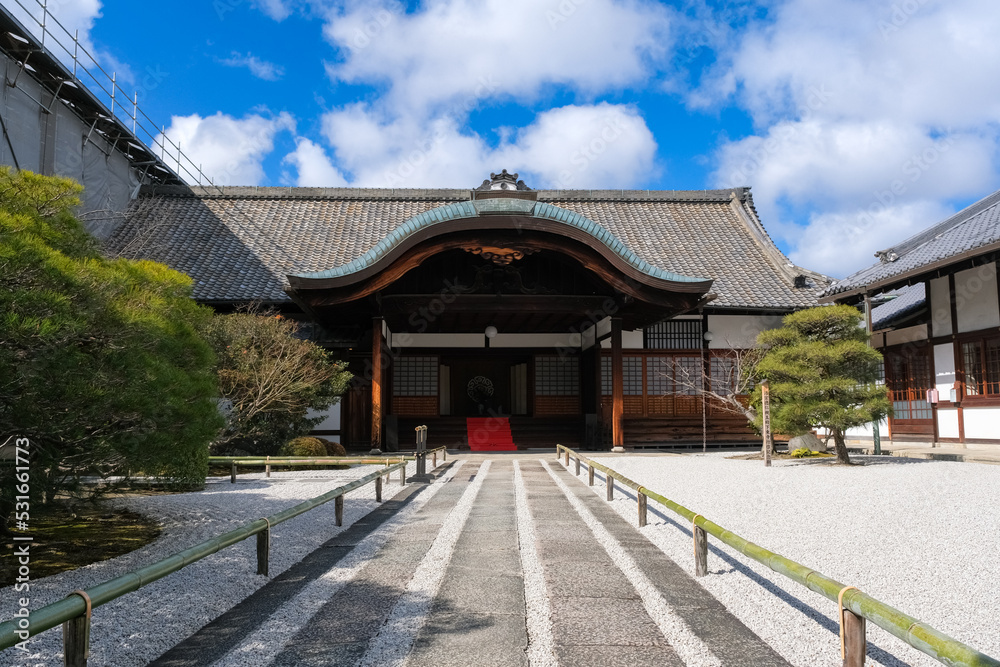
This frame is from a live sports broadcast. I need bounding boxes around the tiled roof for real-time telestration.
[106,185,827,309]
[824,188,1000,298]
[871,283,926,330]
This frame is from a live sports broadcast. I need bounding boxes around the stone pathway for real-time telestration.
[153,457,789,667]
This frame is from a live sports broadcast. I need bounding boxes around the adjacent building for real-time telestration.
[822,188,1000,448]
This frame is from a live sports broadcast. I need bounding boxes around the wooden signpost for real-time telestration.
[761,379,772,468]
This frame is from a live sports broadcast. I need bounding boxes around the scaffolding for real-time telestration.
[1,0,213,187]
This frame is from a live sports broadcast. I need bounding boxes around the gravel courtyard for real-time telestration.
[586,452,1000,666]
[0,463,416,667]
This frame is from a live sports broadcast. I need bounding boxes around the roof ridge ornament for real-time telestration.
[476,169,531,191]
[875,249,900,263]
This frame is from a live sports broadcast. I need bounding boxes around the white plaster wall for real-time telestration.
[937,408,960,439]
[929,277,952,337]
[392,333,487,348]
[954,264,1000,334]
[600,329,643,349]
[493,333,582,348]
[393,332,583,348]
[707,315,781,349]
[885,324,928,347]
[845,417,888,438]
[961,407,1000,440]
[934,343,956,398]
[308,403,341,440]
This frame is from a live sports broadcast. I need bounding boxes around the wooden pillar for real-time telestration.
[256,527,270,576]
[371,317,384,454]
[842,609,867,667]
[694,524,708,576]
[611,317,624,451]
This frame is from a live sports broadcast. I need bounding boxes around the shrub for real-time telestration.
[790,447,821,458]
[320,439,347,457]
[279,437,327,457]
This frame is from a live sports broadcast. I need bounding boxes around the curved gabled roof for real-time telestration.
[107,185,825,309]
[291,198,707,285]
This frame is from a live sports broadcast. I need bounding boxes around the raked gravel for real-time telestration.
[574,453,1000,667]
[1,463,416,667]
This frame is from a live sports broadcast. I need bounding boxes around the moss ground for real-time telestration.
[1,502,161,586]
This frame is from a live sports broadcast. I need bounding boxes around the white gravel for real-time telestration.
[570,453,1000,667]
[512,461,557,667]
[359,461,490,667]
[542,460,722,666]
[1,463,418,667]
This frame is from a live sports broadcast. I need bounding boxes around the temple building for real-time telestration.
[107,171,828,451]
[823,187,1000,448]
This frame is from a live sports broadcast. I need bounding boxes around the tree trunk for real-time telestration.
[832,429,852,465]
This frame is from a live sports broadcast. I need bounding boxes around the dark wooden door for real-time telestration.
[452,359,511,416]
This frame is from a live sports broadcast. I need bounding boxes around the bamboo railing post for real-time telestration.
[335,495,344,527]
[256,525,270,576]
[265,456,270,478]
[399,464,406,485]
[843,609,867,667]
[606,474,614,501]
[575,457,580,475]
[432,450,437,468]
[62,592,91,667]
[638,492,647,527]
[230,462,237,484]
[565,449,569,466]
[588,465,594,486]
[63,617,89,667]
[375,474,383,502]
[694,522,708,577]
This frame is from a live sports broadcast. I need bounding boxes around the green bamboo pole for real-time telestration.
[0,461,407,650]
[554,446,999,667]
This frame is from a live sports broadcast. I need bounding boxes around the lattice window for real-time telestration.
[671,357,701,395]
[645,320,702,349]
[601,356,612,395]
[711,356,737,395]
[393,356,438,396]
[886,348,933,419]
[647,357,672,395]
[623,356,644,395]
[535,355,580,396]
[962,337,1000,397]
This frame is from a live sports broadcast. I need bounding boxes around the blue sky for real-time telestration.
[8,0,1000,277]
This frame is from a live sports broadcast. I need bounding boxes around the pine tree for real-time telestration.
[0,168,222,528]
[752,305,890,464]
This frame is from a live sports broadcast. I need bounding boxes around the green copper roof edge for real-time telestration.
[292,199,706,284]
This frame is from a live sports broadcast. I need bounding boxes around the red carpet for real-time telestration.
[466,417,516,451]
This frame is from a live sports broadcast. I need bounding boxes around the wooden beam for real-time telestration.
[371,318,384,453]
[611,317,624,451]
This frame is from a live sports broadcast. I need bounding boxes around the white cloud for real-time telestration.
[496,104,657,189]
[283,138,348,186]
[221,52,285,81]
[254,0,293,21]
[700,0,1000,276]
[787,200,954,277]
[322,0,674,113]
[300,103,657,189]
[159,112,296,186]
